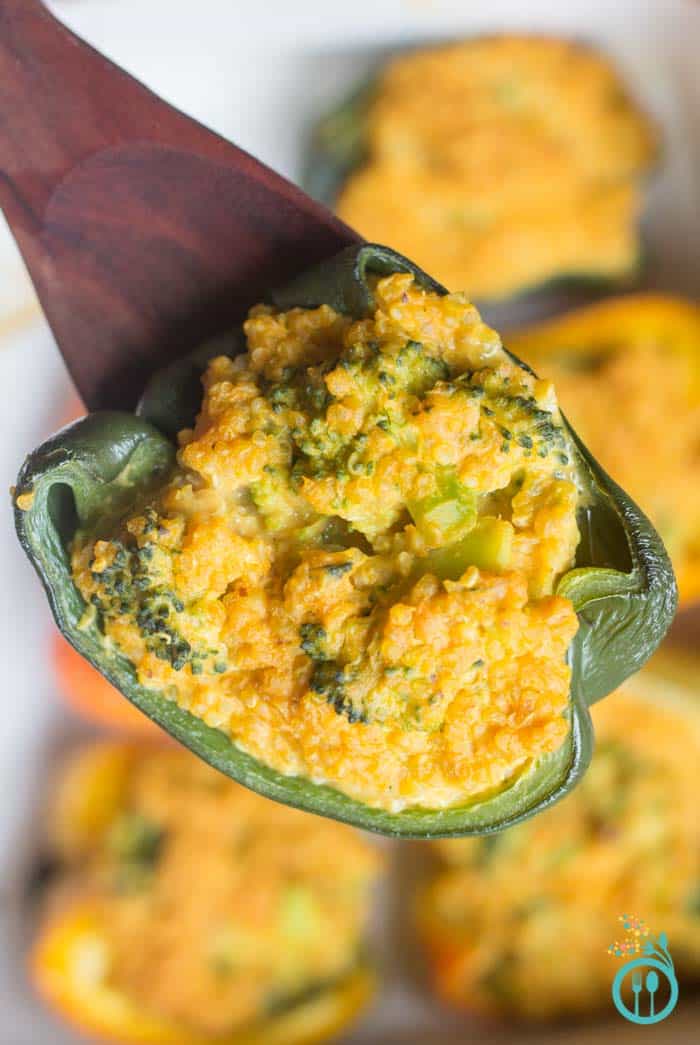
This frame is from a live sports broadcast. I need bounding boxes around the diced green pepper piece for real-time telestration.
[407,468,478,546]
[423,518,514,579]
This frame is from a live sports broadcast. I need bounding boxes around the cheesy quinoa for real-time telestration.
[42,744,380,1037]
[418,672,700,1019]
[71,274,581,813]
[333,36,657,300]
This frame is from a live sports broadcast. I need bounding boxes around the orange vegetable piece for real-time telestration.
[52,633,162,737]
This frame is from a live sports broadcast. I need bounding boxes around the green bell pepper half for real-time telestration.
[13,244,676,838]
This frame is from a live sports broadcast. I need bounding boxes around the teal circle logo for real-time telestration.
[612,952,679,1025]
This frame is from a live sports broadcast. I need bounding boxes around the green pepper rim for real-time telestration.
[13,244,675,838]
[303,67,654,305]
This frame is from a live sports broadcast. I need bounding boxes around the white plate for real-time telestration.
[1,2,699,1041]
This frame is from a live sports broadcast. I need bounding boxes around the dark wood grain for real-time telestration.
[0,0,359,410]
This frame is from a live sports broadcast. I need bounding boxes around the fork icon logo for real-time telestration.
[611,932,679,1025]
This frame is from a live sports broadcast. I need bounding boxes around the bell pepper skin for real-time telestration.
[509,294,700,365]
[509,294,700,607]
[304,80,375,222]
[31,904,375,1045]
[13,244,676,838]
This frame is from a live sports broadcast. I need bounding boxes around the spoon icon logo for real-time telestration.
[609,917,679,1025]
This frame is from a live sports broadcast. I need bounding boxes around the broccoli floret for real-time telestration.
[395,340,450,393]
[299,623,330,661]
[281,337,452,485]
[107,813,165,893]
[325,562,353,577]
[461,376,570,462]
[309,660,366,724]
[108,813,164,866]
[89,529,226,675]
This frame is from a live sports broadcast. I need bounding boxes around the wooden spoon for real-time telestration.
[0,0,358,411]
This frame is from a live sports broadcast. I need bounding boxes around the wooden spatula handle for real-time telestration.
[0,0,356,410]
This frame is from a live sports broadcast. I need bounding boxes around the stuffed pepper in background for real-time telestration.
[416,651,700,1020]
[510,294,700,607]
[32,743,381,1045]
[14,244,675,837]
[307,36,658,302]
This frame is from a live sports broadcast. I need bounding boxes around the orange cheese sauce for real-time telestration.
[72,275,580,812]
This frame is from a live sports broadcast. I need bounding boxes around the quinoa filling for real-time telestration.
[334,36,657,300]
[72,274,580,812]
[52,747,379,1036]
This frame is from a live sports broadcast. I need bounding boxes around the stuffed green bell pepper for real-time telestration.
[305,36,658,303]
[13,243,676,838]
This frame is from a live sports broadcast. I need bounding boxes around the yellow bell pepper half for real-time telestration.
[32,904,375,1045]
[510,294,700,606]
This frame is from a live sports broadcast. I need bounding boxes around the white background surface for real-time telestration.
[0,2,699,1042]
